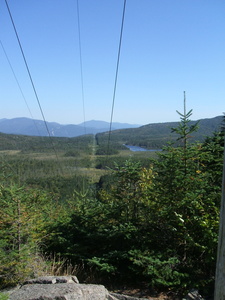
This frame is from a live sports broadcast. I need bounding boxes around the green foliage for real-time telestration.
[149,109,223,292]
[96,146,119,155]
[0,184,64,287]
[103,160,154,223]
[0,293,9,300]
[95,155,152,170]
[129,250,187,287]
[0,110,223,295]
[43,121,223,292]
[64,150,80,157]
[96,116,223,150]
[95,156,129,169]
[171,92,199,148]
[26,175,92,202]
[95,136,126,155]
[88,257,116,273]
[0,133,94,153]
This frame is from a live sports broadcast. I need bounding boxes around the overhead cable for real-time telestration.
[107,0,127,155]
[0,40,41,136]
[76,0,86,134]
[4,0,63,171]
[4,0,50,137]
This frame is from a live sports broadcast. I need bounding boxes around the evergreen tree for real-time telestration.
[0,184,63,287]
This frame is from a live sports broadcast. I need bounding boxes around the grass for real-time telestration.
[0,293,9,300]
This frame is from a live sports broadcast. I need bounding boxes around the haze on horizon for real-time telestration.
[0,0,224,125]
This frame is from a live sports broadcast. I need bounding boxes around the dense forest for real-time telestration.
[0,110,224,299]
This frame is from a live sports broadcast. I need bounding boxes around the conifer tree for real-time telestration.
[171,91,199,176]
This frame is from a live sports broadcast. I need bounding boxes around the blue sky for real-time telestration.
[0,0,224,125]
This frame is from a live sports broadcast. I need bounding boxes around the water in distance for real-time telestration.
[124,144,161,152]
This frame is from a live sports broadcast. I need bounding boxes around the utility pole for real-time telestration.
[214,122,225,299]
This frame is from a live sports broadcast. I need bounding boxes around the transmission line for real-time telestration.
[4,0,63,172]
[76,0,86,135]
[107,0,127,155]
[4,0,50,137]
[0,40,41,136]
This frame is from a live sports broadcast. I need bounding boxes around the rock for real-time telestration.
[8,276,149,300]
[9,283,109,300]
[110,292,149,300]
[24,275,79,285]
[183,289,205,300]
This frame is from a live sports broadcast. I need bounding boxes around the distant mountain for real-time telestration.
[0,118,141,137]
[97,116,224,149]
[78,120,141,130]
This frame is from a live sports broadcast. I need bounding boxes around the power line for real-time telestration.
[107,0,127,155]
[4,0,50,137]
[76,0,86,135]
[0,40,41,136]
[4,0,63,172]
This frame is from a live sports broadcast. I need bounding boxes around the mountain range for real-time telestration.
[0,118,141,137]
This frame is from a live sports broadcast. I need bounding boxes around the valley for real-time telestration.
[0,113,224,298]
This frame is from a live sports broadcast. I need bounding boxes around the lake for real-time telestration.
[124,145,162,152]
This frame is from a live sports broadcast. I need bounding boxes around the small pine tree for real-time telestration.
[171,91,199,149]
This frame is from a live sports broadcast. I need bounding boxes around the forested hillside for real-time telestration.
[0,132,94,151]
[96,115,223,149]
[0,112,224,299]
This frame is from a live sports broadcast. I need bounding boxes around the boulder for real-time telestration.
[8,276,149,300]
[10,282,109,300]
